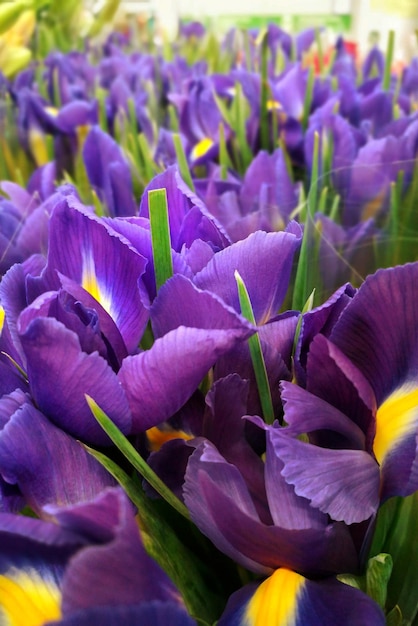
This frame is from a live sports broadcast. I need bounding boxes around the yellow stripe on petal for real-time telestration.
[81,252,113,316]
[374,384,418,465]
[28,129,49,167]
[191,137,214,161]
[245,568,304,626]
[0,305,5,334]
[0,568,61,626]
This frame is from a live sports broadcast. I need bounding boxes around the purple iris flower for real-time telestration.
[0,487,196,624]
[275,263,418,527]
[198,148,300,242]
[218,567,385,625]
[169,76,225,166]
[82,125,137,216]
[362,46,385,82]
[0,192,148,443]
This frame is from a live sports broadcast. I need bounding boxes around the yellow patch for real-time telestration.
[81,252,112,316]
[146,426,194,452]
[0,305,5,334]
[44,106,59,118]
[266,99,282,112]
[361,190,385,221]
[245,568,304,626]
[0,568,61,626]
[191,137,214,161]
[28,129,49,167]
[374,384,418,465]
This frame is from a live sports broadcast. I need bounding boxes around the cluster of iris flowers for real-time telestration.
[0,13,417,626]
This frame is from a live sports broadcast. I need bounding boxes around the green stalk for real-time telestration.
[149,188,173,292]
[235,271,275,424]
[173,133,195,192]
[383,30,395,91]
[86,396,190,520]
[260,30,270,152]
[292,131,320,311]
[301,67,315,130]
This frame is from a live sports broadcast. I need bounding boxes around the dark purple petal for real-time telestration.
[0,403,115,515]
[184,441,358,575]
[20,317,131,443]
[306,334,376,444]
[59,492,182,614]
[330,263,418,406]
[51,603,197,626]
[280,381,366,450]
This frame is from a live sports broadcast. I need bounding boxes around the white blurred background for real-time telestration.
[118,0,418,62]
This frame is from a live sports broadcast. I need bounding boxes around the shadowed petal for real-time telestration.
[19,317,131,443]
[0,402,115,516]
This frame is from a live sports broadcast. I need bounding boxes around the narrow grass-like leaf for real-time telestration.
[301,67,314,130]
[137,133,159,182]
[369,492,418,624]
[259,30,270,152]
[291,289,315,374]
[148,188,173,292]
[383,30,395,91]
[173,133,195,192]
[235,271,274,424]
[86,395,189,520]
[234,82,253,174]
[219,121,233,179]
[292,132,320,310]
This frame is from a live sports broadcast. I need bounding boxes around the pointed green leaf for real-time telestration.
[149,187,173,292]
[85,396,189,520]
[235,271,274,424]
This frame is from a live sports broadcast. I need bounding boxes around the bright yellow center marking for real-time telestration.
[0,305,5,334]
[245,568,304,626]
[28,129,49,167]
[0,569,61,626]
[44,106,59,118]
[81,253,112,316]
[191,137,214,161]
[267,99,282,111]
[374,384,418,465]
[146,426,194,452]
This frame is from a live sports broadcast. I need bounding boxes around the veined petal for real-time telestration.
[218,571,385,626]
[0,402,115,515]
[19,317,131,444]
[35,196,148,352]
[272,430,380,524]
[194,229,301,324]
[119,325,253,432]
[150,274,254,338]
